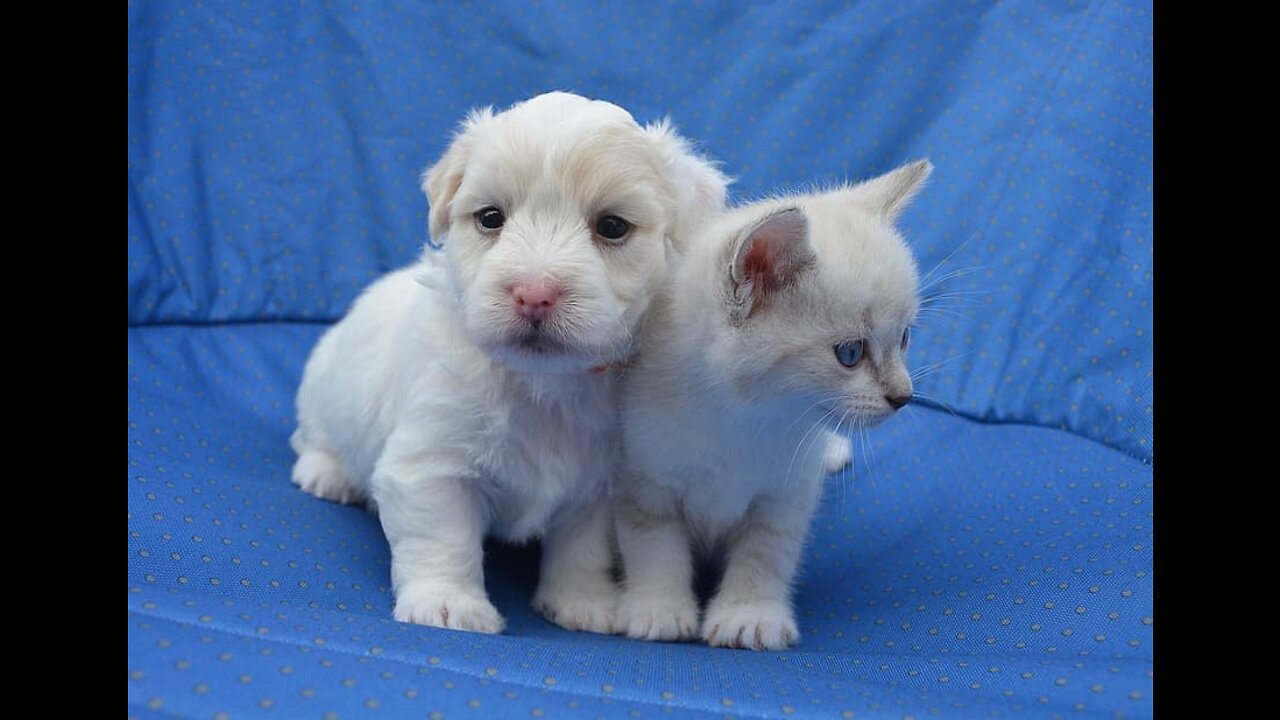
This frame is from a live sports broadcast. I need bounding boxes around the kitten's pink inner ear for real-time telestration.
[743,239,785,294]
[732,209,812,319]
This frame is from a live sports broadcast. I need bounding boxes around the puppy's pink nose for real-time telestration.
[511,282,562,322]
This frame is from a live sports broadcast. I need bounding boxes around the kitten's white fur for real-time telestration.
[291,92,727,634]
[615,160,930,649]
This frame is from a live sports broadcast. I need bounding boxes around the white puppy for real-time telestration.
[291,92,727,634]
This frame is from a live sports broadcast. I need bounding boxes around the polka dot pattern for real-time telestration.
[129,325,1152,718]
[128,1,1153,717]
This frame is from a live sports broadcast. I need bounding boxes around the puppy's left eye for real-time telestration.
[901,327,911,352]
[595,215,631,243]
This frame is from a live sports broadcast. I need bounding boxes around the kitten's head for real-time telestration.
[422,91,727,374]
[700,160,930,427]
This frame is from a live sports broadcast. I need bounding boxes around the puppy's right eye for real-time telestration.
[475,207,506,232]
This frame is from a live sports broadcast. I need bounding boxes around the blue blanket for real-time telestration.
[128,2,1153,718]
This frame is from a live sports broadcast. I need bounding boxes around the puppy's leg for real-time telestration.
[533,501,618,634]
[614,483,698,642]
[701,481,821,650]
[373,441,504,634]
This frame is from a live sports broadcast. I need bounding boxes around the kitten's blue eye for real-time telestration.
[834,340,865,368]
[901,327,911,352]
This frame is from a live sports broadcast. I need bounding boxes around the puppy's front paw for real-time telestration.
[702,601,798,650]
[533,575,619,635]
[616,591,699,642]
[393,585,505,634]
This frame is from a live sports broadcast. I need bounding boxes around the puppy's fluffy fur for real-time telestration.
[292,92,727,634]
[614,161,930,649]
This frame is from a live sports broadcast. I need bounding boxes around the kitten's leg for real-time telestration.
[702,481,821,650]
[533,501,618,634]
[372,439,504,634]
[614,483,699,642]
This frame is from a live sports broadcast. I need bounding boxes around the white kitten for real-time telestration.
[615,160,930,649]
[291,92,727,635]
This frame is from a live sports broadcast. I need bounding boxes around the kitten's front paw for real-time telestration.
[702,601,799,650]
[822,434,853,475]
[393,585,506,634]
[533,575,620,635]
[616,591,699,642]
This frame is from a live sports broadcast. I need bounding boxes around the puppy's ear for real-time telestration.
[846,159,932,223]
[643,119,730,249]
[727,208,813,323]
[421,107,495,244]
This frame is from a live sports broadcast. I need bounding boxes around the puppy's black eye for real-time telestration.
[475,207,505,231]
[595,215,631,242]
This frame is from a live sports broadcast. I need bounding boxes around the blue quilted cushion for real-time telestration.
[129,325,1152,718]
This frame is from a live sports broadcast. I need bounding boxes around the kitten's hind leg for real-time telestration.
[291,431,364,505]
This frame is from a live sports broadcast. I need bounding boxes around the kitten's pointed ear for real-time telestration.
[849,159,933,222]
[728,208,813,322]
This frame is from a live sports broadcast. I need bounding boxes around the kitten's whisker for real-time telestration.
[786,408,835,490]
[916,307,974,324]
[918,235,977,290]
[859,425,878,489]
[782,396,845,438]
[920,292,989,308]
[903,404,926,439]
[911,391,960,418]
[831,407,856,512]
[795,420,829,494]
[918,264,986,296]
[909,350,976,382]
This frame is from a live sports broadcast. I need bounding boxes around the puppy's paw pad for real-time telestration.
[394,588,505,634]
[616,593,699,642]
[292,451,362,505]
[702,602,798,650]
[533,580,619,635]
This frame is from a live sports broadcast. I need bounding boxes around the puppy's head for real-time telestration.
[423,92,726,374]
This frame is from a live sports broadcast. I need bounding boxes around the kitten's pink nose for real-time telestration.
[511,281,562,322]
